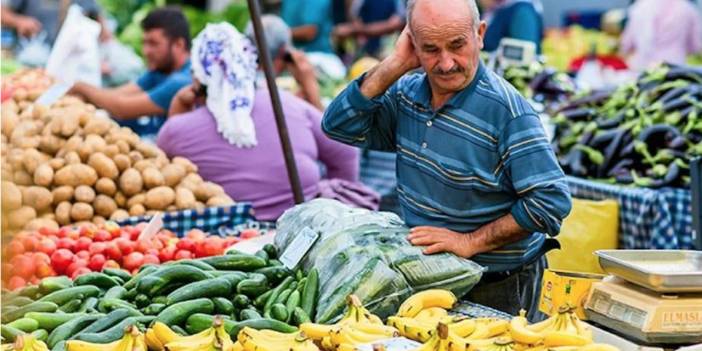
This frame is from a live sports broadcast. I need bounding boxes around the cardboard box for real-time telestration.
[540,269,605,320]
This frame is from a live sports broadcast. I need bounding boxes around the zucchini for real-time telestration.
[103,286,127,300]
[155,298,214,326]
[51,340,66,351]
[228,318,297,338]
[74,272,120,289]
[236,273,268,297]
[77,297,98,313]
[75,309,136,335]
[165,278,232,305]
[1,324,23,343]
[301,268,318,318]
[166,259,215,271]
[296,277,307,294]
[152,296,168,304]
[292,307,311,325]
[39,277,72,295]
[7,317,39,332]
[200,254,267,271]
[285,290,301,319]
[262,244,278,259]
[136,265,212,296]
[38,286,101,306]
[25,312,84,332]
[102,268,132,282]
[239,308,262,320]
[31,329,49,342]
[255,266,292,285]
[58,300,82,313]
[123,288,138,301]
[269,259,283,266]
[185,314,236,335]
[2,301,59,324]
[143,303,166,316]
[75,316,154,343]
[47,314,102,348]
[264,277,294,313]
[253,290,273,309]
[270,303,288,322]
[232,294,251,309]
[212,297,235,316]
[122,265,158,290]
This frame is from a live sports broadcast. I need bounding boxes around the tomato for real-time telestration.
[11,254,36,279]
[93,230,111,242]
[89,242,106,255]
[144,249,159,257]
[47,235,59,243]
[114,238,135,256]
[102,260,120,269]
[159,246,177,262]
[50,249,74,274]
[186,229,207,241]
[79,226,95,238]
[174,250,192,260]
[103,242,122,262]
[56,227,70,238]
[75,250,90,260]
[65,259,87,277]
[128,227,141,241]
[20,235,39,252]
[6,241,24,258]
[88,254,106,271]
[8,276,26,291]
[71,267,91,279]
[33,252,51,265]
[66,229,80,240]
[240,229,260,239]
[122,252,144,271]
[104,221,121,238]
[176,238,195,252]
[143,254,160,265]
[74,237,92,252]
[38,226,57,236]
[37,238,57,255]
[203,237,223,257]
[56,238,75,251]
[150,238,164,250]
[36,263,56,278]
[223,237,241,247]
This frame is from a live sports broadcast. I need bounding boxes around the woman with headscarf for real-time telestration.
[478,0,544,53]
[156,23,376,221]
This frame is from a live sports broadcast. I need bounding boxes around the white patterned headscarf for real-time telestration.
[191,23,259,148]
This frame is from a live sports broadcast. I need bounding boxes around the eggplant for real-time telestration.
[557,89,614,112]
[637,124,683,150]
[595,110,626,129]
[560,107,597,122]
[662,94,695,113]
[607,159,634,178]
[657,84,702,104]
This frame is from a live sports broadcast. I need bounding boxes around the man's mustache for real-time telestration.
[432,66,464,75]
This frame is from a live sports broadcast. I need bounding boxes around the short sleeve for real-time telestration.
[145,75,191,111]
[136,71,156,91]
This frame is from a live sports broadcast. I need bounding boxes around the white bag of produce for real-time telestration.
[276,199,484,323]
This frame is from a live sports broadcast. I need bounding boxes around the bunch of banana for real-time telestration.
[525,306,592,348]
[397,290,457,318]
[1,334,49,351]
[66,325,146,351]
[388,315,508,343]
[237,327,318,351]
[162,317,237,351]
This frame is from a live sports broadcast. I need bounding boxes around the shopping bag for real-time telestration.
[46,5,102,86]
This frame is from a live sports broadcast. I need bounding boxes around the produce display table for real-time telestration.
[566,176,693,250]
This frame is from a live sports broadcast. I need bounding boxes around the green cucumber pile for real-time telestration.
[0,244,319,349]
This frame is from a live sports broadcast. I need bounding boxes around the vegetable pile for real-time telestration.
[499,61,577,110]
[553,63,702,188]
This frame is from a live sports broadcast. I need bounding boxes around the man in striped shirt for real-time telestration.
[322,0,571,319]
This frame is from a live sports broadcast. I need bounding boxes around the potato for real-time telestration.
[115,140,130,154]
[88,153,119,180]
[55,164,98,187]
[13,170,33,185]
[77,144,93,163]
[145,210,160,216]
[70,202,94,222]
[2,181,22,211]
[161,164,186,188]
[63,136,83,154]
[60,114,80,137]
[133,160,154,173]
[128,151,143,163]
[74,185,96,203]
[166,205,177,212]
[104,144,120,158]
[32,104,49,120]
[23,149,43,174]
[55,201,72,225]
[52,186,74,204]
[144,186,176,210]
[25,218,59,231]
[40,213,56,221]
[136,143,160,158]
[92,216,106,226]
[33,163,54,187]
[207,195,234,207]
[95,178,117,196]
[154,155,169,169]
[119,168,143,196]
[2,109,19,138]
[194,181,225,201]
[93,194,118,218]
[8,206,36,229]
[38,134,64,155]
[16,136,40,149]
[84,134,107,154]
[64,151,81,165]
[22,186,53,211]
[83,118,112,136]
[127,194,146,208]
[142,167,165,189]
[129,204,146,216]
[109,209,130,221]
[173,156,198,173]
[114,192,127,208]
[113,154,131,172]
[175,187,196,209]
[49,158,66,171]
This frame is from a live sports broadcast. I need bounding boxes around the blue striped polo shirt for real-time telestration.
[322,63,572,272]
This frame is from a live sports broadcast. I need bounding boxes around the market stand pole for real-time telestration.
[245,0,304,204]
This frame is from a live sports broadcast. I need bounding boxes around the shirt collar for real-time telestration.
[413,61,486,110]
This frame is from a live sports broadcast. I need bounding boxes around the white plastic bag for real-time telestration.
[46,5,102,86]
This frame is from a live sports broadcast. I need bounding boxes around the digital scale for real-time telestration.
[585,250,702,346]
[487,38,538,70]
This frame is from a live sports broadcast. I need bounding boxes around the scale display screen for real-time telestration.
[502,45,525,60]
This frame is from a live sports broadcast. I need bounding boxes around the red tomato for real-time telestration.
[75,250,90,260]
[103,221,122,238]
[159,246,177,262]
[56,226,70,238]
[36,263,56,278]
[38,226,57,236]
[11,254,36,279]
[224,237,241,247]
[93,230,111,242]
[174,250,193,260]
[176,238,195,252]
[79,226,95,238]
[123,252,145,271]
[37,238,57,255]
[128,227,141,241]
[103,242,122,262]
[89,242,106,255]
[66,229,80,240]
[6,241,24,257]
[74,237,92,252]
[47,235,59,243]
[186,229,207,241]
[114,238,135,256]
[56,238,75,251]
[143,254,160,265]
[51,249,74,274]
[71,267,91,279]
[66,259,88,277]
[102,260,120,269]
[8,276,26,291]
[88,254,106,271]
[33,252,51,265]
[150,239,164,250]
[20,235,39,252]
[144,249,159,257]
[239,229,260,239]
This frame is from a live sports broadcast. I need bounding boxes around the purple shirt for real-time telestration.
[157,89,359,221]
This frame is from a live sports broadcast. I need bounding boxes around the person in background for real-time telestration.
[620,0,702,71]
[68,7,192,140]
[159,23,369,221]
[477,0,543,53]
[333,0,406,57]
[244,15,324,111]
[281,0,333,53]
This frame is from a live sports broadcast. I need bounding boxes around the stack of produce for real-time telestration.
[1,92,235,233]
[2,222,246,289]
[553,63,702,188]
[1,69,53,103]
[499,61,578,109]
[542,26,619,72]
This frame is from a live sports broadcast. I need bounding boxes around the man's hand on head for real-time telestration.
[407,226,477,258]
[388,26,421,74]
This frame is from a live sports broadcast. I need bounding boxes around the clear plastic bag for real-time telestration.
[275,199,485,323]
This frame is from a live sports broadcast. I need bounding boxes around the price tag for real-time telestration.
[137,212,164,242]
[35,83,71,106]
[279,227,319,269]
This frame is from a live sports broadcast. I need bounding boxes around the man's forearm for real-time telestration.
[359,58,409,99]
[291,25,318,42]
[467,214,529,255]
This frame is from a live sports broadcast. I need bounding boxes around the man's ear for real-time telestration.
[477,20,487,50]
[176,37,188,52]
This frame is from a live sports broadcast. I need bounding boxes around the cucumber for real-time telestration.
[165,278,232,305]
[264,277,294,313]
[229,318,297,338]
[232,294,251,309]
[214,272,248,287]
[255,266,292,285]
[143,303,166,315]
[38,286,101,306]
[275,289,293,305]
[75,316,154,343]
[136,265,212,296]
[47,314,102,348]
[58,300,82,313]
[262,244,278,259]
[253,290,273,309]
[200,254,268,271]
[236,273,268,297]
[295,270,303,281]
[102,268,132,282]
[104,286,127,300]
[19,285,40,299]
[152,296,168,304]
[97,299,142,316]
[185,314,236,335]
[123,288,138,301]
[5,296,34,307]
[166,259,215,271]
[239,308,262,320]
[212,297,235,315]
[134,294,150,309]
[75,308,136,335]
[269,259,283,266]
[155,298,214,326]
[7,317,39,332]
[254,249,269,262]
[301,268,318,318]
[285,290,301,319]
[31,329,49,342]
[270,303,289,322]
[171,325,188,335]
[123,265,158,290]
[1,324,23,342]
[73,272,120,289]
[296,277,307,294]
[39,277,73,295]
[292,307,311,325]
[77,297,98,313]
[51,341,66,351]
[25,312,84,331]
[2,301,58,324]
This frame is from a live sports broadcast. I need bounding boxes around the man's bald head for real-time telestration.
[407,0,481,32]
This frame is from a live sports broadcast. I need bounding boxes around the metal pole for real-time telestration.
[245,0,305,204]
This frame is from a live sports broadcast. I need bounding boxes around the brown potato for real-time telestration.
[83,118,112,136]
[114,191,127,208]
[175,187,196,210]
[127,194,146,208]
[172,156,198,173]
[55,201,72,225]
[95,178,117,196]
[129,203,146,216]
[74,185,96,203]
[115,140,130,154]
[142,167,165,189]
[113,154,132,172]
[119,168,143,196]
[22,149,43,174]
[109,209,130,221]
[93,195,118,218]
[161,163,186,188]
[33,163,54,187]
[128,151,143,163]
[2,181,22,211]
[8,206,36,229]
[144,186,176,210]
[133,160,154,173]
[207,195,234,207]
[77,143,93,163]
[52,186,74,204]
[22,186,53,211]
[38,134,64,155]
[166,205,177,212]
[64,151,81,165]
[25,218,58,231]
[194,181,225,201]
[84,134,107,154]
[136,143,159,158]
[54,164,98,187]
[92,216,106,226]
[49,158,66,171]
[70,202,94,222]
[104,144,120,158]
[88,153,119,180]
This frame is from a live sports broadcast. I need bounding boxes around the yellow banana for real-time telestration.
[542,331,590,347]
[132,333,148,351]
[464,322,490,340]
[300,323,336,340]
[232,342,244,351]
[66,337,123,351]
[388,316,436,342]
[485,319,510,337]
[398,290,457,318]
[321,336,334,350]
[145,329,164,351]
[573,319,593,342]
[448,318,476,337]
[509,311,544,345]
[6,336,49,351]
[351,323,399,337]
[152,321,183,345]
[416,307,449,321]
[337,344,359,351]
[331,325,388,346]
[579,344,620,351]
[525,316,555,333]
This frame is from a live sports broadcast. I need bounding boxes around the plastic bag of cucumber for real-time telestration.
[276,199,484,323]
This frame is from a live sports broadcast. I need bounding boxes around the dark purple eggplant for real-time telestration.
[637,124,683,150]
[657,84,702,104]
[607,159,634,178]
[556,89,614,112]
[595,110,626,129]
[561,107,597,122]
